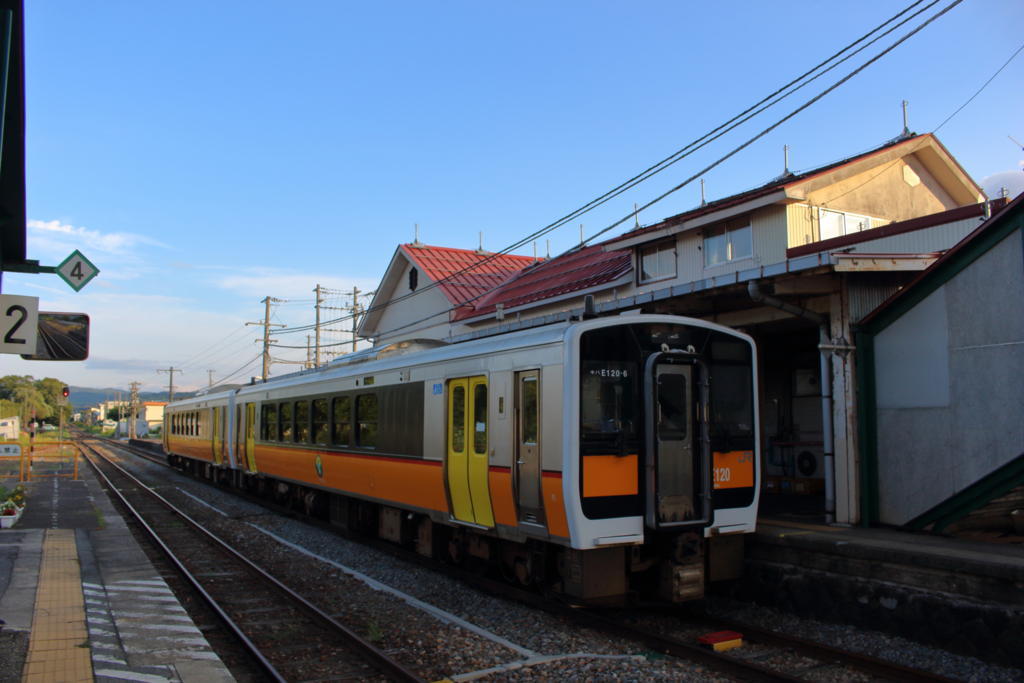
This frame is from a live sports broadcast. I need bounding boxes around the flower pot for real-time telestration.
[0,506,23,528]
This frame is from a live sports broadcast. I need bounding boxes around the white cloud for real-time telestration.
[28,219,167,256]
[215,270,378,300]
[981,171,1024,199]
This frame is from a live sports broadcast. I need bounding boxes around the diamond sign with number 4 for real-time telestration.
[57,250,99,291]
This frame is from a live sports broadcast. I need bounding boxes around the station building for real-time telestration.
[358,133,1021,530]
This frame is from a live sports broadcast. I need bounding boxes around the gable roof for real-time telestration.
[606,133,984,250]
[455,243,632,322]
[358,242,540,338]
[401,243,539,308]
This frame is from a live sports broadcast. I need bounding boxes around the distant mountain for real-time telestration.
[68,386,197,410]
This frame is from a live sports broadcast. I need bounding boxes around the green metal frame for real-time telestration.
[906,453,1024,532]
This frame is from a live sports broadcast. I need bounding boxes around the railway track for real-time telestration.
[94,435,964,681]
[80,438,424,683]
[576,606,959,682]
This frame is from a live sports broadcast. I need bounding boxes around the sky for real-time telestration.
[2,0,1023,394]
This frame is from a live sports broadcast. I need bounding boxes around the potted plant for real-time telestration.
[0,486,25,528]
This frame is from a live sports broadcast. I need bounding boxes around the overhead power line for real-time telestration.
[581,0,964,247]
[371,0,965,342]
[274,0,945,339]
[934,40,1024,133]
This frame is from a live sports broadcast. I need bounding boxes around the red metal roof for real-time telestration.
[455,243,632,321]
[400,243,539,308]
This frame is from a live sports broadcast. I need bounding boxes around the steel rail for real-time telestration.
[80,438,424,683]
[101,434,956,682]
[674,607,959,683]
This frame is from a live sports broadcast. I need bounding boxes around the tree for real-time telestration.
[11,384,50,422]
[0,375,32,400]
[0,399,18,421]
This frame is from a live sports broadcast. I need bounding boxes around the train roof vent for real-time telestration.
[375,338,450,360]
[327,347,380,367]
[195,383,243,396]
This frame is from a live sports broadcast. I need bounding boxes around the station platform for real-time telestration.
[0,456,234,682]
[743,513,1024,667]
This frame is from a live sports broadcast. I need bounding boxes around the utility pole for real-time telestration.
[306,335,313,369]
[207,370,215,388]
[314,285,323,367]
[246,296,285,381]
[351,286,360,352]
[312,285,347,364]
[128,382,140,439]
[157,367,180,403]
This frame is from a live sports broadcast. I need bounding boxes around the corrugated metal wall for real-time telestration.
[849,280,906,322]
[787,203,815,246]
[752,205,789,265]
[844,217,980,255]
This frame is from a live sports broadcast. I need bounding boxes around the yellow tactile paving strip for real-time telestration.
[22,529,93,682]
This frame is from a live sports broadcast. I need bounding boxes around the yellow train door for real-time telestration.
[446,376,494,526]
[244,403,257,472]
[211,407,222,465]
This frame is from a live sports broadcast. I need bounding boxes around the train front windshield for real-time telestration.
[578,323,756,523]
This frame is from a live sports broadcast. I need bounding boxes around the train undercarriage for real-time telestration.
[168,454,745,605]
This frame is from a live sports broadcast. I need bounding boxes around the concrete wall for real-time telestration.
[874,228,1024,524]
[804,154,958,222]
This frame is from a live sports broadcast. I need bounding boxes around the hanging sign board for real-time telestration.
[0,294,39,355]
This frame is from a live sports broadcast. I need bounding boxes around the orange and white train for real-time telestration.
[164,314,760,603]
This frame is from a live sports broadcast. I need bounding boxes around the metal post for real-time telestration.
[314,284,323,367]
[246,297,284,381]
[351,286,360,352]
[157,367,180,403]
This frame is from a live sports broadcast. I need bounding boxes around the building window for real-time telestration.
[638,242,676,283]
[818,208,872,241]
[409,267,418,291]
[704,222,752,267]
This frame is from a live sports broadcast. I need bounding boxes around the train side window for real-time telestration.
[295,400,310,443]
[313,399,329,446]
[522,377,538,445]
[280,402,293,442]
[451,385,466,452]
[261,404,278,441]
[357,394,378,448]
[473,383,487,454]
[332,396,351,446]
